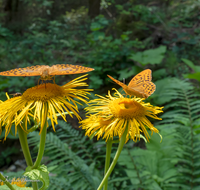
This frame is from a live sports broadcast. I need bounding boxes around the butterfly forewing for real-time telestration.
[128,69,152,87]
[0,64,94,77]
[49,64,94,75]
[107,75,127,89]
[0,65,50,76]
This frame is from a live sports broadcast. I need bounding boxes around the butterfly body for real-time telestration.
[108,69,155,98]
[0,64,94,80]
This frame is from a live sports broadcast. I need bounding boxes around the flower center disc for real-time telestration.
[109,98,145,119]
[22,83,65,101]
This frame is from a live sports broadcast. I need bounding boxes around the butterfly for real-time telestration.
[107,69,156,98]
[0,64,94,80]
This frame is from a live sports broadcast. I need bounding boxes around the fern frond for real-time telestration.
[28,121,103,190]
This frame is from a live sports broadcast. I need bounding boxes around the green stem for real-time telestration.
[32,124,47,168]
[18,127,33,166]
[32,104,48,169]
[103,139,113,190]
[18,126,38,190]
[0,173,15,190]
[97,126,128,190]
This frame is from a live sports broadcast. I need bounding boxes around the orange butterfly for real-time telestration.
[0,64,94,80]
[107,69,156,98]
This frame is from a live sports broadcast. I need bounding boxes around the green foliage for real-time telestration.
[116,78,200,190]
[159,79,200,189]
[27,121,104,190]
[129,46,167,65]
[24,165,49,190]
[90,15,109,31]
[182,58,200,82]
[0,0,199,92]
[118,145,177,189]
[154,78,200,189]
[0,147,19,168]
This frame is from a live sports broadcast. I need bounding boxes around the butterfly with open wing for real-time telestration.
[107,69,156,99]
[0,64,94,80]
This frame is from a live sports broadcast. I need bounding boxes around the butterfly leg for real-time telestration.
[38,78,41,86]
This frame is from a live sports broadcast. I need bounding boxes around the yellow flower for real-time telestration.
[80,89,163,142]
[0,75,91,140]
[0,178,26,187]
[11,178,26,187]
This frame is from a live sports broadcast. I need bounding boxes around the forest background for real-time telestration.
[0,0,200,189]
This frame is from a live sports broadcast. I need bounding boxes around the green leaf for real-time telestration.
[183,72,200,82]
[90,22,103,31]
[182,58,200,72]
[117,66,139,80]
[129,46,166,65]
[24,165,49,190]
[153,68,167,79]
[89,75,103,89]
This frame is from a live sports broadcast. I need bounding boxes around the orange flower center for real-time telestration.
[22,83,65,101]
[109,98,145,119]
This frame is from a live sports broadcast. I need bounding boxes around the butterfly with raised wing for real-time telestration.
[107,69,156,99]
[0,64,94,80]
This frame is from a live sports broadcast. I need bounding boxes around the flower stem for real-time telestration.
[32,105,48,169]
[0,173,15,190]
[97,126,128,190]
[103,139,113,190]
[17,126,38,190]
[18,127,33,166]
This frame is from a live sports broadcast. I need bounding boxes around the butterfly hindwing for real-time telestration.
[132,81,156,97]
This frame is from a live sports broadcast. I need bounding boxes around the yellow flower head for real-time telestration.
[0,75,91,140]
[0,178,26,187]
[80,89,163,142]
[11,178,26,187]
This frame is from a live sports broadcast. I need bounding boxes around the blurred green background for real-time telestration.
[0,0,200,189]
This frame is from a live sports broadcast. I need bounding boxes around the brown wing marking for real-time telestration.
[0,65,50,76]
[49,64,94,75]
[132,81,156,97]
[128,69,152,88]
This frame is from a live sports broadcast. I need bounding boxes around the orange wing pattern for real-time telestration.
[0,65,49,76]
[107,75,127,89]
[128,69,152,87]
[0,64,94,78]
[107,69,156,98]
[49,64,94,75]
